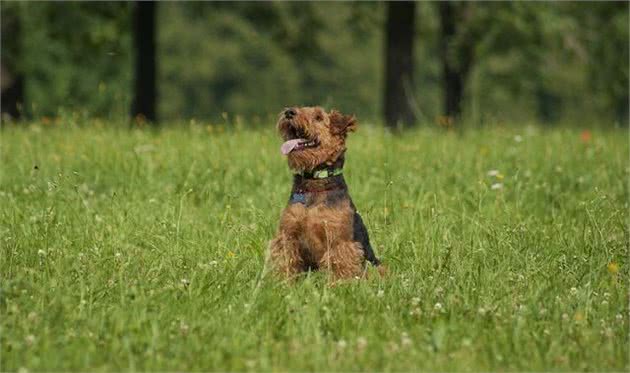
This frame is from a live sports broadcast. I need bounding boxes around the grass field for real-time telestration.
[1,120,628,371]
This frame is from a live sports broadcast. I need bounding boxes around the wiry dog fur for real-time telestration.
[269,106,383,281]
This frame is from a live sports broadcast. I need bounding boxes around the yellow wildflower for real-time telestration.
[607,262,619,274]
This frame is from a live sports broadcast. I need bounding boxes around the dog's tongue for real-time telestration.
[281,139,306,155]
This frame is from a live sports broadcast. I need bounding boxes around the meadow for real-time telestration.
[1,120,628,371]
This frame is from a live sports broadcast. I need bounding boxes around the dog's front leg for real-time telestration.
[268,205,307,279]
[268,231,304,279]
[319,241,364,281]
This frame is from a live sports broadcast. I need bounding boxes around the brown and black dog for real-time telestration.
[268,106,383,280]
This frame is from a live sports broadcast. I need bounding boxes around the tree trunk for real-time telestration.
[438,2,472,119]
[131,1,157,124]
[616,95,629,126]
[1,7,24,121]
[535,85,561,124]
[384,1,416,129]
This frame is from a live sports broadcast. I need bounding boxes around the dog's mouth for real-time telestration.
[280,125,319,155]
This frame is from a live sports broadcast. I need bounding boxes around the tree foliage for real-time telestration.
[1,1,627,125]
[12,1,132,118]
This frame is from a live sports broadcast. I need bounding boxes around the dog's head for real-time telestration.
[277,106,357,172]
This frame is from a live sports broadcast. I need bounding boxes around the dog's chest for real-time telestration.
[281,198,354,253]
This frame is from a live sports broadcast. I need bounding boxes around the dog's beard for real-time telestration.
[279,121,319,155]
[277,118,345,172]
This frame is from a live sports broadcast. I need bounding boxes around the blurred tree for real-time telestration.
[1,2,24,120]
[131,1,157,123]
[158,2,383,122]
[438,2,475,119]
[468,2,558,123]
[2,2,625,125]
[572,1,629,124]
[17,2,131,119]
[438,2,573,123]
[384,1,416,128]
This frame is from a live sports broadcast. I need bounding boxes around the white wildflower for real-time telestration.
[401,333,412,347]
[487,170,500,177]
[491,183,503,190]
[25,335,35,346]
[179,321,189,335]
[539,308,548,316]
[604,327,613,338]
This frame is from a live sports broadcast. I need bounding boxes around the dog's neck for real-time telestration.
[291,158,347,194]
[294,157,345,179]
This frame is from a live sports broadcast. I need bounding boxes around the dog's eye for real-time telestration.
[315,114,323,122]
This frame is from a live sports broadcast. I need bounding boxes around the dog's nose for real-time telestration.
[284,108,297,119]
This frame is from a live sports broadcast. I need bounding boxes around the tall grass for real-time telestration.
[1,121,627,371]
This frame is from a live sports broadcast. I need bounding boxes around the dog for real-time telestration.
[268,106,383,280]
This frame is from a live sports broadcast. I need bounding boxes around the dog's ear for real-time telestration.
[329,110,357,136]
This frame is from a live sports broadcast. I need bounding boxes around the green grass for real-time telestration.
[1,120,628,371]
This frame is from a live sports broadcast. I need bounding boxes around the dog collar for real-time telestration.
[289,183,346,204]
[296,167,343,179]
